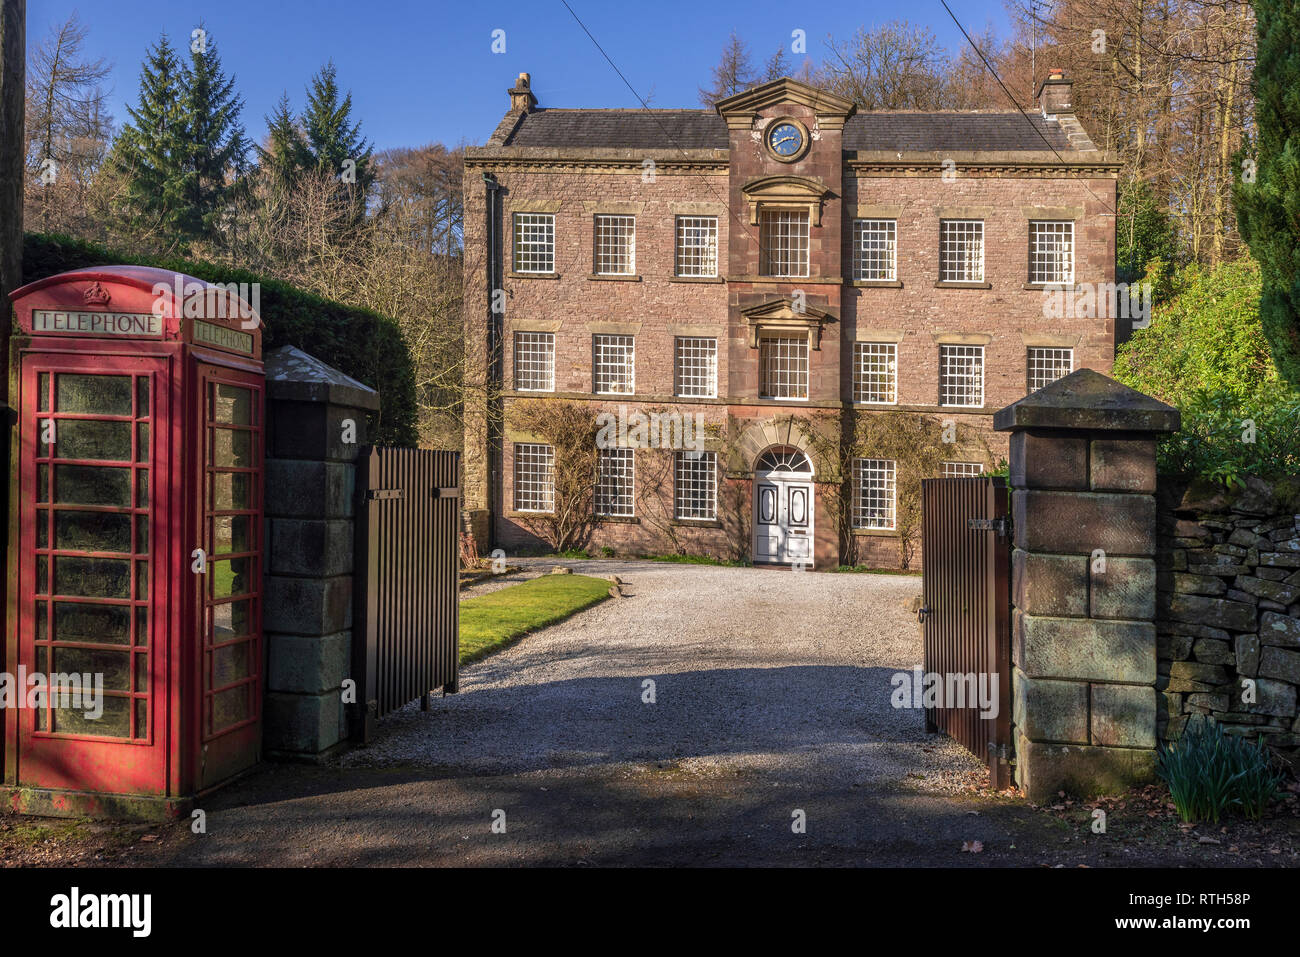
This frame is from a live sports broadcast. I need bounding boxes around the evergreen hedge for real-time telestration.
[20,232,417,445]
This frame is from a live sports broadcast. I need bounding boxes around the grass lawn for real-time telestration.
[459,574,612,665]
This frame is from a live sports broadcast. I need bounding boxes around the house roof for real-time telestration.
[499,108,1078,153]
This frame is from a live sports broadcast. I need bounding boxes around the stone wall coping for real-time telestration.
[994,368,1180,434]
[265,345,381,412]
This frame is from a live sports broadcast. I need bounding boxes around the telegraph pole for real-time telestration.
[0,0,25,402]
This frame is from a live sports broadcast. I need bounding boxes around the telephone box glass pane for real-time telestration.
[53,695,129,737]
[38,373,50,411]
[55,602,130,645]
[213,515,250,554]
[211,599,251,639]
[59,420,131,461]
[212,685,250,729]
[212,472,252,510]
[54,647,130,691]
[212,642,251,687]
[212,428,253,468]
[136,377,149,418]
[54,557,130,598]
[212,385,252,425]
[54,510,131,553]
[55,465,130,506]
[211,558,250,599]
[56,375,131,415]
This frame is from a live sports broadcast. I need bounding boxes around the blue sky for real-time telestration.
[29,0,1012,151]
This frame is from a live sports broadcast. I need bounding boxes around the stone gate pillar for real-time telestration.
[262,345,380,760]
[994,369,1180,800]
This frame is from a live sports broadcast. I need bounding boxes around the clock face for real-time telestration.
[767,121,805,159]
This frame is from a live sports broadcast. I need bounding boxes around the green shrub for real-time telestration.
[1113,257,1300,480]
[1155,717,1286,824]
[21,232,417,445]
[1158,384,1300,482]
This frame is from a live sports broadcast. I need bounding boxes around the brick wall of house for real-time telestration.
[463,74,1119,569]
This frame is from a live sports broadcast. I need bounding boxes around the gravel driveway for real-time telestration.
[139,560,1065,867]
[345,559,987,791]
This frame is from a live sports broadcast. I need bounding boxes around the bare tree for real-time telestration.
[699,31,757,106]
[815,20,957,110]
[24,12,112,235]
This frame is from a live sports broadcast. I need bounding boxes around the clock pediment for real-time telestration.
[715,77,856,131]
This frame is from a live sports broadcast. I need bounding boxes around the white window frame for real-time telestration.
[513,213,555,274]
[593,334,635,395]
[675,216,719,278]
[594,214,636,275]
[674,336,718,398]
[759,208,810,278]
[513,442,554,513]
[939,344,985,408]
[1028,220,1074,285]
[674,451,717,520]
[512,331,555,392]
[759,336,809,400]
[595,447,635,518]
[852,218,897,281]
[852,341,897,405]
[853,458,896,530]
[1027,346,1074,392]
[940,219,985,283]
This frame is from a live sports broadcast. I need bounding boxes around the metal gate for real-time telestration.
[919,476,1012,788]
[352,447,460,742]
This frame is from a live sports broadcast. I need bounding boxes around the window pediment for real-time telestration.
[742,298,837,350]
[742,175,832,226]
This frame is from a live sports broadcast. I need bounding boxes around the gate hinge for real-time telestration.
[366,488,405,501]
[431,486,461,499]
[967,517,1008,537]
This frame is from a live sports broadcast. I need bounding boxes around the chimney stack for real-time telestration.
[508,72,537,113]
[1037,68,1072,117]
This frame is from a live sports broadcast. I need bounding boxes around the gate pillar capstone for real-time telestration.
[262,346,380,760]
[994,369,1179,800]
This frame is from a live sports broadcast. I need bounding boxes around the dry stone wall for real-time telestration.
[1156,476,1300,755]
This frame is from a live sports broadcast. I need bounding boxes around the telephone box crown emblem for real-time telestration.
[82,281,111,306]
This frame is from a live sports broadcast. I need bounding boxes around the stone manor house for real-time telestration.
[462,70,1119,568]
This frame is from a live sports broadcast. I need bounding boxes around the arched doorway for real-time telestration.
[753,446,814,565]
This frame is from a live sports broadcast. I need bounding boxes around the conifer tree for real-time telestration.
[302,61,373,207]
[108,36,186,244]
[108,28,246,250]
[176,27,247,238]
[1234,0,1300,386]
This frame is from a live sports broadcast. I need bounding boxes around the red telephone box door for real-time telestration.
[16,354,172,795]
[194,364,263,790]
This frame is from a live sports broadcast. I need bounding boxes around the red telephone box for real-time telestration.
[4,266,264,818]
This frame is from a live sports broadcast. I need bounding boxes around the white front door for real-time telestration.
[753,478,814,565]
